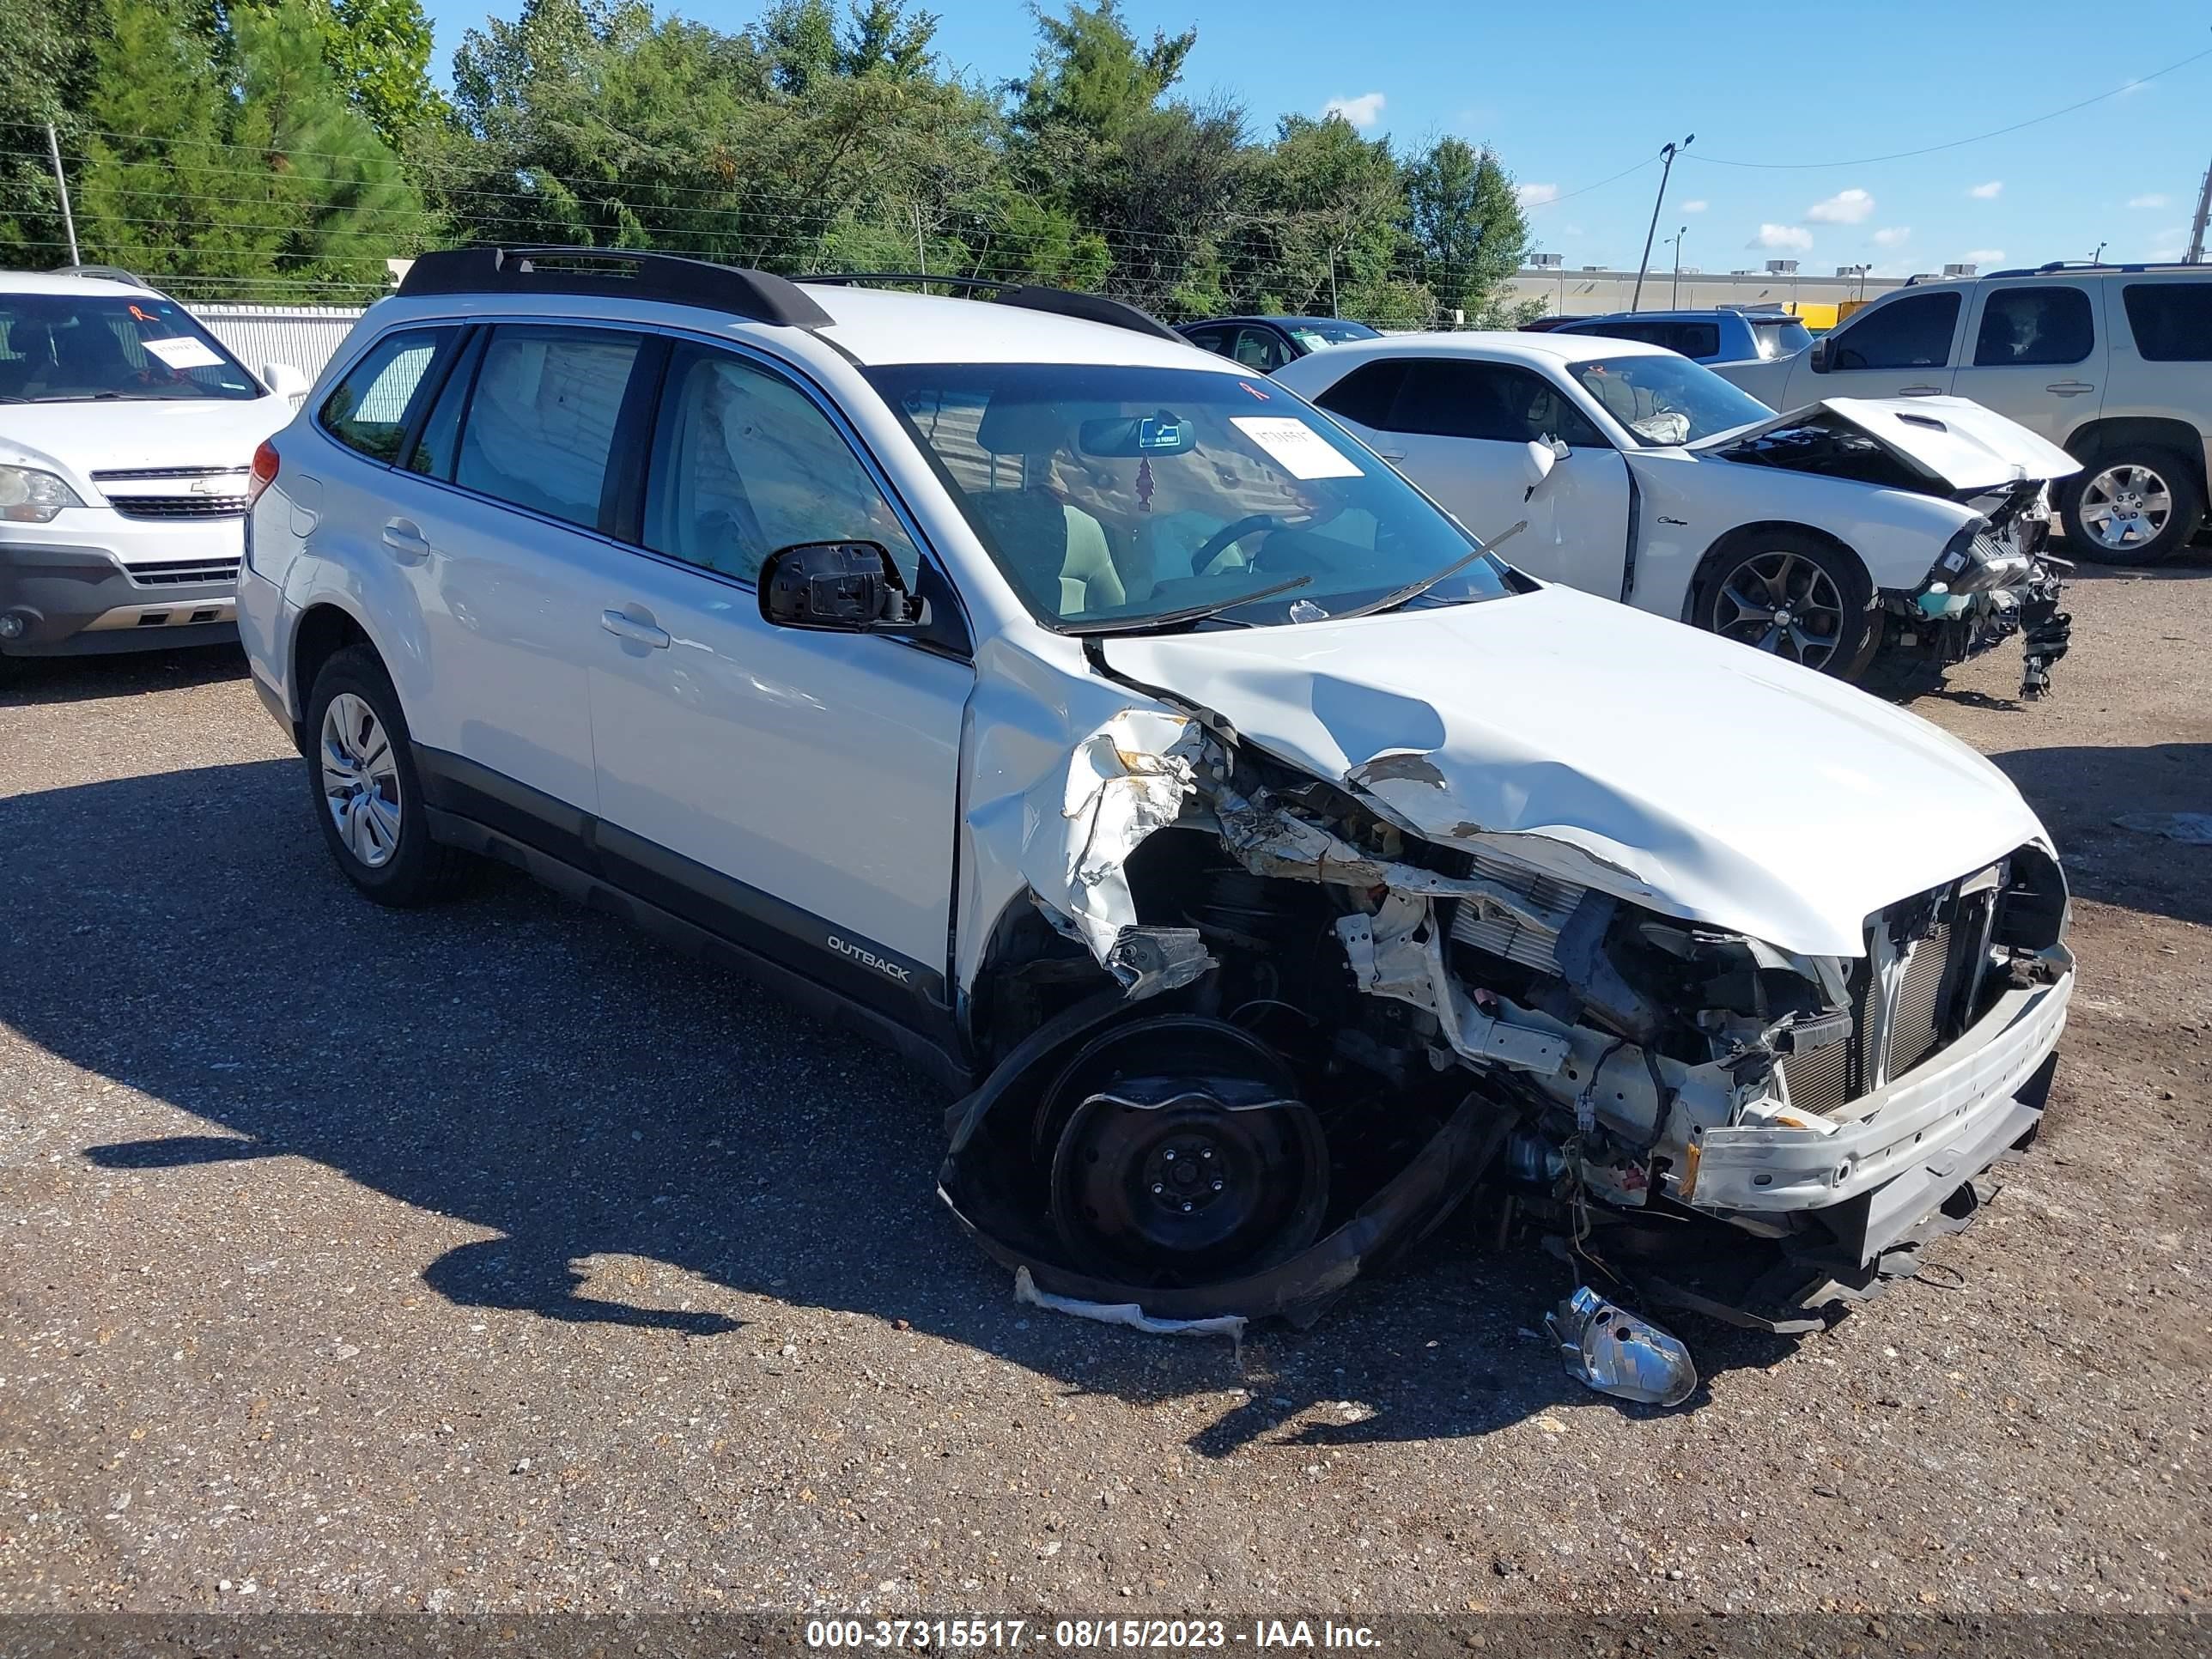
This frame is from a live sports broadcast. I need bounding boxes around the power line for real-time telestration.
[1688,45,2212,170]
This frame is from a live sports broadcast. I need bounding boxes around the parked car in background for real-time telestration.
[1711,264,2212,565]
[1548,305,1814,366]
[235,249,2074,1341]
[1177,315,1380,374]
[0,267,308,664]
[1273,331,2077,698]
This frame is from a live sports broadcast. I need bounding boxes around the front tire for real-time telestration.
[303,644,470,906]
[1694,531,1875,680]
[2059,449,2202,565]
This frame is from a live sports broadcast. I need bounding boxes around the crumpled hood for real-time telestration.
[1103,583,2048,957]
[1694,394,2081,494]
[0,395,291,492]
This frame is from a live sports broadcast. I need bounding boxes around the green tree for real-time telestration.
[0,0,105,262]
[1232,113,1425,323]
[314,0,447,149]
[1405,136,1528,325]
[1012,0,1193,141]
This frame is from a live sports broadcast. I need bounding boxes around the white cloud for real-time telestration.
[1749,223,1814,252]
[1515,181,1559,209]
[1806,187,1875,225]
[1872,226,1911,248]
[2128,193,2169,209]
[1321,92,1386,130]
[1968,180,2003,199]
[1961,248,2006,264]
[1681,199,1709,213]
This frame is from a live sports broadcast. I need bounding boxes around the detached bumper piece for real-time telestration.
[1546,1285,1696,1406]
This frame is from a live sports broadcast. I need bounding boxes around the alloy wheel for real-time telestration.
[2077,463,2173,553]
[1710,550,1847,669]
[319,691,404,869]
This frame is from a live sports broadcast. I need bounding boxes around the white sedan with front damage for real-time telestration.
[1272,331,2078,699]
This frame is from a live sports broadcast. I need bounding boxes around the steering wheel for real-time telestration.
[1189,513,1290,577]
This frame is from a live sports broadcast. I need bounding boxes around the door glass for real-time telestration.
[1231,327,1289,373]
[1183,327,1229,357]
[453,326,643,532]
[319,328,456,463]
[1972,286,2094,366]
[1668,322,1722,358]
[1313,359,1409,428]
[644,348,921,586]
[1389,359,1604,446]
[1826,291,1961,370]
[2121,282,2212,361]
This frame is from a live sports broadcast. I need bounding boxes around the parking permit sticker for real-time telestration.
[1231,416,1363,479]
[142,336,224,370]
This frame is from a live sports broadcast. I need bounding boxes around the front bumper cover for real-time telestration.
[1,540,238,656]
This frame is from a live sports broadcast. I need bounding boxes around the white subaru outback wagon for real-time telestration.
[239,248,2074,1339]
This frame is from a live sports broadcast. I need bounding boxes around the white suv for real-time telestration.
[239,249,2074,1337]
[1714,264,2212,565]
[0,269,307,662]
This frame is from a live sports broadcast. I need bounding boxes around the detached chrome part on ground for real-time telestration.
[950,696,2074,1346]
[1546,1285,1697,1407]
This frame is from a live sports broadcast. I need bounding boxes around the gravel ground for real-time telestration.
[2,550,2207,1617]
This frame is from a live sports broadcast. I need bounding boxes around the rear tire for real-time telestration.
[2059,447,2202,566]
[1693,531,1875,682]
[303,644,471,907]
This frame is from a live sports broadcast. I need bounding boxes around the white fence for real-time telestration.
[187,302,369,389]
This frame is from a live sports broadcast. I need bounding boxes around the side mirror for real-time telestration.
[262,362,310,399]
[1522,438,1559,491]
[1807,336,1831,374]
[758,541,922,633]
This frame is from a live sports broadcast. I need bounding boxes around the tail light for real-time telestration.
[246,440,280,507]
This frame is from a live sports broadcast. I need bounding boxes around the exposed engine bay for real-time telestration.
[943,705,2073,1374]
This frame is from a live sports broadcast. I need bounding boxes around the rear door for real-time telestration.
[584,337,973,1036]
[1314,355,1632,597]
[1950,279,2102,442]
[1800,287,1966,401]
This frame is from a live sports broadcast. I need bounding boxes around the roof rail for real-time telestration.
[396,246,833,329]
[50,264,150,289]
[798,272,1183,343]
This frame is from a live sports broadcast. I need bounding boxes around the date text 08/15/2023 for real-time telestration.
[803,1621,1383,1650]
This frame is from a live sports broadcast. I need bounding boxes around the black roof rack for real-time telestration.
[1984,259,2205,278]
[797,272,1183,343]
[50,264,151,289]
[397,246,833,329]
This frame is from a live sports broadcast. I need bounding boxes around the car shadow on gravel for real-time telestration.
[1987,743,2212,928]
[8,758,1801,1455]
[0,642,247,706]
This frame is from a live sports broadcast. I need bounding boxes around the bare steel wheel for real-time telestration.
[2062,450,2199,566]
[319,692,403,869]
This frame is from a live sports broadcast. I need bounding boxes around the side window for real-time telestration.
[2122,283,2212,362]
[1668,323,1721,358]
[1826,291,1961,371]
[406,331,481,480]
[453,326,643,532]
[643,347,922,586]
[1387,360,1601,446]
[319,328,456,463]
[1313,359,1409,428]
[1231,326,1290,374]
[1183,327,1230,357]
[1973,286,2094,366]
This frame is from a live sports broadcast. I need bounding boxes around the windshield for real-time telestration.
[1286,319,1382,351]
[868,363,1516,631]
[0,292,260,403]
[1752,318,1814,360]
[1566,354,1775,447]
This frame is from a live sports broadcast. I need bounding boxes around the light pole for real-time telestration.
[2090,240,2108,265]
[1632,133,1693,312]
[1667,226,1687,307]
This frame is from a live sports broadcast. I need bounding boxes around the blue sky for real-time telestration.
[419,0,2211,274]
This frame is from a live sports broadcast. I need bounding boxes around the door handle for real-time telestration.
[380,517,430,561]
[1897,384,1943,397]
[2046,380,2096,396]
[600,607,671,649]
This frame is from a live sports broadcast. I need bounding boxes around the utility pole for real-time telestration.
[1632,135,1693,312]
[45,122,79,267]
[1668,226,1687,307]
[2186,158,2212,264]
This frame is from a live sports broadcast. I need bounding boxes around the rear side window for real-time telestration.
[1973,286,2094,366]
[1182,326,1229,356]
[1313,359,1409,428]
[1751,318,1813,359]
[453,326,644,532]
[319,329,456,463]
[1374,359,1606,447]
[1665,322,1721,358]
[2122,283,2212,362]
[1230,326,1291,373]
[1827,290,1961,370]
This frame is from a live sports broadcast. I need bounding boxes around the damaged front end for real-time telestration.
[943,708,2073,1339]
[1878,481,2072,699]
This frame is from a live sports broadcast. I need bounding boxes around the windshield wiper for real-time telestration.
[1328,521,1527,622]
[1064,574,1313,636]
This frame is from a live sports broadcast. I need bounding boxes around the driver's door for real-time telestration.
[1316,355,1632,598]
[586,339,974,1036]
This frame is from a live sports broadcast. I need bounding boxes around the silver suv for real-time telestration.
[1715,264,2211,564]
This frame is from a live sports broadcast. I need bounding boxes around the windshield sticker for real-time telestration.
[1237,380,1272,401]
[142,336,224,371]
[1231,416,1363,480]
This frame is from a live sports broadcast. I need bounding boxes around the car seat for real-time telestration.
[969,398,1126,617]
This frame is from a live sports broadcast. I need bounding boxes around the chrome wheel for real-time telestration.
[319,691,403,869]
[1709,550,1848,669]
[2077,463,2173,553]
